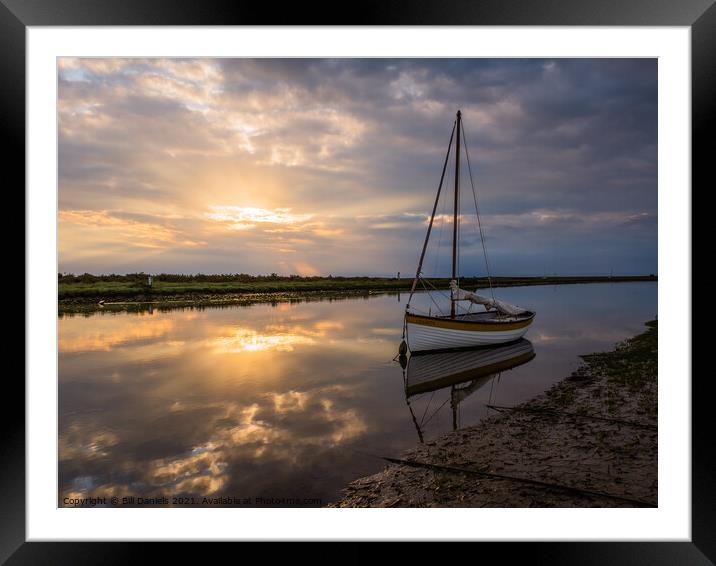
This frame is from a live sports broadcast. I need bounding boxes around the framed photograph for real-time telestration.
[8,0,707,561]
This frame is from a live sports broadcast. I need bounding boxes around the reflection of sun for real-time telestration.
[211,328,315,353]
[209,320,345,354]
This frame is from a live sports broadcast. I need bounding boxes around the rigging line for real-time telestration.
[454,175,468,316]
[429,195,443,278]
[451,388,461,429]
[486,373,498,418]
[423,279,453,313]
[461,122,495,302]
[488,374,496,405]
[405,399,425,444]
[422,276,450,298]
[420,278,446,315]
[433,142,455,277]
[421,397,451,428]
[420,277,442,298]
[408,120,457,307]
[413,286,448,308]
[419,391,437,426]
[430,152,451,279]
[421,274,452,306]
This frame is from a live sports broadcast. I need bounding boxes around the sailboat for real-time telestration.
[402,110,535,354]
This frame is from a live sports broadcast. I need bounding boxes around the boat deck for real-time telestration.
[438,310,534,323]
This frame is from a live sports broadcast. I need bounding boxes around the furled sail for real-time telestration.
[449,280,528,315]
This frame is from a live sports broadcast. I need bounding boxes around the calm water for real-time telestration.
[59,282,657,507]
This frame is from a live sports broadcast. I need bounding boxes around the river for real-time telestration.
[58,281,657,507]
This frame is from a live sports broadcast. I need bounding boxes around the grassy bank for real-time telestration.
[330,320,658,508]
[59,274,657,303]
[58,290,382,316]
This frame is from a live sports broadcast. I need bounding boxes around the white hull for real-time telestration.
[406,320,532,352]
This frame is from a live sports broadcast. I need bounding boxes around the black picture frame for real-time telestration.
[5,1,706,563]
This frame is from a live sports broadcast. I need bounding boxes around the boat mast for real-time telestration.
[451,110,462,319]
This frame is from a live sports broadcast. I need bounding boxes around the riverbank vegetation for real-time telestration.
[58,273,657,302]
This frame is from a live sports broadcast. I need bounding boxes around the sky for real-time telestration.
[58,58,657,277]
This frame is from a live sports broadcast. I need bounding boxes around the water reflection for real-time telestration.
[58,282,657,507]
[401,340,536,442]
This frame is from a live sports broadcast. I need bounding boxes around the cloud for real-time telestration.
[58,58,657,276]
[59,316,175,353]
[59,210,205,256]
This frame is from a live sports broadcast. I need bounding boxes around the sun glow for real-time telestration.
[205,206,314,230]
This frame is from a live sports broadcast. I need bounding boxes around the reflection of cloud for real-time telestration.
[312,321,344,332]
[129,389,366,498]
[59,423,119,461]
[272,391,309,413]
[370,327,398,336]
[60,376,370,502]
[530,332,560,344]
[529,328,636,345]
[318,398,367,444]
[150,446,227,496]
[59,316,176,353]
[57,302,384,504]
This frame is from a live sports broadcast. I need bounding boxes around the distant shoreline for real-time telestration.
[58,275,657,314]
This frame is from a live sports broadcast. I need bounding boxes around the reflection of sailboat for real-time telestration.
[401,110,535,354]
[401,340,535,441]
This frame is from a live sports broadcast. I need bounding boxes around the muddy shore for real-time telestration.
[329,320,657,508]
